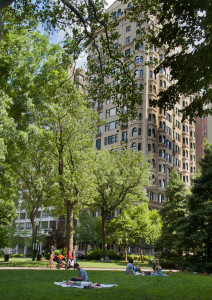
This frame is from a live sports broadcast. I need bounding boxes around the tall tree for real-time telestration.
[108,203,161,261]
[92,148,152,257]
[183,141,212,271]
[38,80,99,252]
[155,169,189,260]
[0,93,17,248]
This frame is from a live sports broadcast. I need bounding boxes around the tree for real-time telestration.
[3,0,211,120]
[0,27,100,252]
[74,212,100,255]
[148,0,212,120]
[37,78,99,253]
[0,92,17,248]
[6,126,54,250]
[183,141,212,271]
[92,148,152,257]
[155,169,189,261]
[108,203,161,261]
[0,0,152,121]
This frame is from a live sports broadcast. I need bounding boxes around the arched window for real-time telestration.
[148,129,151,136]
[159,164,162,172]
[152,129,155,138]
[138,128,141,136]
[163,81,166,88]
[134,56,139,64]
[132,142,137,150]
[148,144,151,151]
[117,9,122,17]
[162,135,166,144]
[149,85,152,92]
[140,56,143,63]
[159,179,162,187]
[135,70,139,78]
[132,127,137,137]
[138,143,141,151]
[159,135,162,143]
[113,11,116,19]
[140,69,143,77]
[152,159,156,168]
[152,144,156,153]
[139,113,142,120]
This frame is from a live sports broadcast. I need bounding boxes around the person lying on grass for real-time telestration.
[70,263,88,282]
[63,281,101,288]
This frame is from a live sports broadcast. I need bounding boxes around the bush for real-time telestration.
[0,252,4,257]
[127,254,141,261]
[12,254,24,258]
[53,250,61,256]
[86,249,122,260]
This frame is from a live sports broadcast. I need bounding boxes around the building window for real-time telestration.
[126,25,131,32]
[122,131,128,142]
[148,144,151,151]
[150,71,153,78]
[150,57,153,63]
[138,128,141,136]
[134,56,139,64]
[132,127,137,137]
[132,142,137,150]
[140,56,143,63]
[135,70,139,78]
[117,8,122,16]
[125,49,131,58]
[203,130,207,136]
[96,139,101,150]
[126,36,131,44]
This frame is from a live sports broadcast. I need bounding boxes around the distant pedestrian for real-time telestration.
[49,253,54,270]
[73,246,77,265]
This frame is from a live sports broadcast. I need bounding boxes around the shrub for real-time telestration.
[0,252,4,257]
[127,254,141,261]
[12,254,24,258]
[86,249,122,260]
[53,250,61,256]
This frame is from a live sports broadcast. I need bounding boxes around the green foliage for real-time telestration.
[12,254,24,258]
[86,249,122,261]
[92,148,152,256]
[181,140,212,272]
[155,169,189,257]
[108,203,161,251]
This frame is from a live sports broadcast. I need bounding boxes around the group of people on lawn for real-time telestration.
[126,258,170,276]
[62,258,170,288]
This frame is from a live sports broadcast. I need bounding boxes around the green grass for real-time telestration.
[0,257,150,269]
[0,270,211,300]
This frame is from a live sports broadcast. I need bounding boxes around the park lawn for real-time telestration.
[0,258,150,269]
[0,270,211,300]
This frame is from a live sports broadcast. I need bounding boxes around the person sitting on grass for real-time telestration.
[70,263,88,282]
[126,259,135,275]
[151,261,169,276]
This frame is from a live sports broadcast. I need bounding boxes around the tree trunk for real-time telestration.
[101,209,107,258]
[66,202,74,253]
[85,242,88,256]
[125,247,128,262]
[30,208,39,249]
[140,244,144,263]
